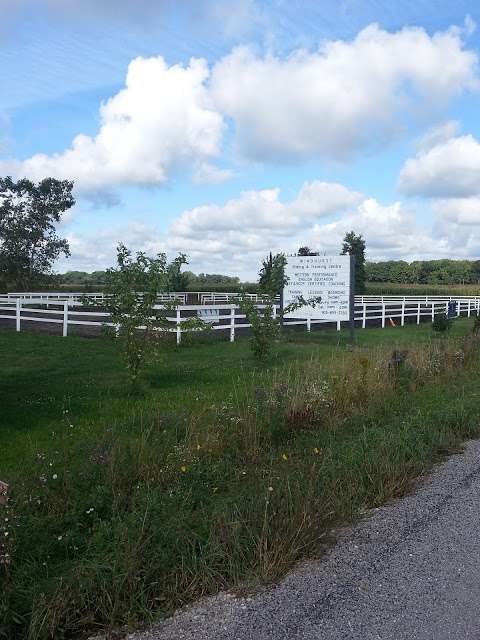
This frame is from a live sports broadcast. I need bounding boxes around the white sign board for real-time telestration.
[283,255,351,320]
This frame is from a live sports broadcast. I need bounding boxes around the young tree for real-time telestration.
[341,231,366,294]
[0,176,74,289]
[95,244,187,388]
[258,252,287,298]
[240,252,320,363]
[167,253,190,291]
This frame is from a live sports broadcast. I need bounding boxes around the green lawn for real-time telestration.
[0,319,472,478]
[2,319,480,639]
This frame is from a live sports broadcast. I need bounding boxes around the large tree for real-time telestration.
[341,231,366,293]
[0,176,74,290]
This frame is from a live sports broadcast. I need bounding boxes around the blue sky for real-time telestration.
[1,0,480,278]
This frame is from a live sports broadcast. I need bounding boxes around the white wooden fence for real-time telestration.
[1,296,479,343]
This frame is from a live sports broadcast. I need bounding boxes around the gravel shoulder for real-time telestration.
[127,439,480,640]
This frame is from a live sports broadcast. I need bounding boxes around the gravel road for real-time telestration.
[127,439,480,640]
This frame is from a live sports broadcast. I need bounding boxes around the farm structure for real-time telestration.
[1,292,479,342]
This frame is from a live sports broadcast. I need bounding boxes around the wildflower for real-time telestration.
[212,487,218,493]
[281,453,288,461]
[180,465,187,473]
[268,486,274,492]
[313,447,320,454]
[57,535,63,541]
[52,474,58,480]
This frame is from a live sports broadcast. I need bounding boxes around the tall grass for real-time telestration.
[2,332,480,638]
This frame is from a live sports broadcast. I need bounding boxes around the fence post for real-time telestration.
[176,309,181,345]
[417,302,421,325]
[63,301,68,337]
[307,317,311,332]
[431,302,435,322]
[337,319,341,331]
[362,304,366,329]
[230,305,235,342]
[401,300,405,327]
[457,301,460,317]
[468,299,471,317]
[381,303,386,328]
[16,299,21,332]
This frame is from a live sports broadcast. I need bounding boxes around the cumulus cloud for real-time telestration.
[398,133,480,198]
[3,22,478,194]
[0,56,225,191]
[170,180,362,237]
[61,183,480,277]
[310,199,434,257]
[210,23,478,162]
[432,198,480,225]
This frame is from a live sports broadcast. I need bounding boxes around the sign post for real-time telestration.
[348,254,356,349]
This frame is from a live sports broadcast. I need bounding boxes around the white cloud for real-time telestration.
[398,133,480,198]
[169,180,362,237]
[61,184,480,277]
[0,56,225,191]
[211,23,478,162]
[3,22,478,195]
[310,199,433,257]
[432,197,480,225]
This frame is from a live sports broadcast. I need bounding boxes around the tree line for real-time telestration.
[366,260,480,285]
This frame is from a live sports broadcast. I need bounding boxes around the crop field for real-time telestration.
[2,319,480,638]
[366,282,480,297]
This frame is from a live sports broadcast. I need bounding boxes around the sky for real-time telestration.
[1,0,480,279]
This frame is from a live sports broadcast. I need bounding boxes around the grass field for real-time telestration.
[366,282,480,296]
[2,320,480,638]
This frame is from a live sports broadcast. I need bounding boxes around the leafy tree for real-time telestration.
[341,231,366,294]
[0,176,74,290]
[297,246,319,256]
[258,252,287,298]
[91,244,187,388]
[167,253,190,291]
[240,252,320,363]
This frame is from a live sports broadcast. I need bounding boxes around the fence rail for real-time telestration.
[2,291,480,305]
[1,297,479,343]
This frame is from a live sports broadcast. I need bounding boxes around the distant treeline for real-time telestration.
[56,270,256,292]
[366,260,480,285]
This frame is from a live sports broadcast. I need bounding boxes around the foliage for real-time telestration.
[341,230,366,294]
[167,254,190,291]
[297,246,318,256]
[473,313,480,335]
[2,325,480,638]
[258,252,287,298]
[239,253,321,363]
[0,176,74,290]
[432,313,453,333]
[89,243,187,387]
[366,259,480,285]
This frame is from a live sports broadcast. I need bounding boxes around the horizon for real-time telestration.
[1,0,480,279]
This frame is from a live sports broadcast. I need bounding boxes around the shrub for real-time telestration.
[432,313,453,333]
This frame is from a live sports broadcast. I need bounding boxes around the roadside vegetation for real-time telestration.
[2,318,480,639]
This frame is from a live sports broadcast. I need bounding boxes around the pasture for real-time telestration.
[2,318,480,638]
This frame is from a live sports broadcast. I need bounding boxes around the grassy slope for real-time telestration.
[2,320,480,639]
[0,320,472,478]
